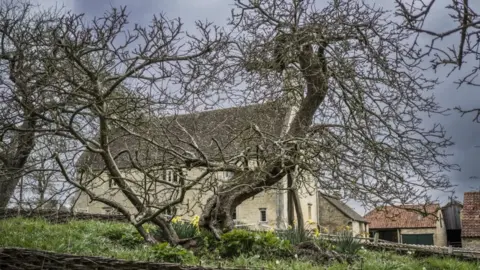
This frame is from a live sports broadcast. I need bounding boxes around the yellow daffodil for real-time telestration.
[314,227,320,237]
[307,219,315,225]
[191,215,200,228]
[171,216,181,224]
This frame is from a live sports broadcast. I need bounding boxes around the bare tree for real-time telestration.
[395,0,480,120]
[194,0,458,237]
[31,0,458,245]
[0,1,69,208]
[39,6,230,245]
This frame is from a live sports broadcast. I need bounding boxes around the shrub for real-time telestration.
[220,229,292,258]
[334,230,362,255]
[102,227,144,248]
[150,242,197,264]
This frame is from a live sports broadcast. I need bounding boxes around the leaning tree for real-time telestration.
[197,0,459,237]
[35,0,460,244]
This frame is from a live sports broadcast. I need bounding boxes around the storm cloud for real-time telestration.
[39,0,480,213]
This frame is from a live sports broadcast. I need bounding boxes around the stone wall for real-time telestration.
[317,195,350,232]
[462,238,480,250]
[0,248,240,270]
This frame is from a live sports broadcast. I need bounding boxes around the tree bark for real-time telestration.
[0,118,36,209]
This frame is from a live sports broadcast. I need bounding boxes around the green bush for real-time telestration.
[334,230,362,255]
[220,229,292,258]
[150,242,197,264]
[102,227,144,248]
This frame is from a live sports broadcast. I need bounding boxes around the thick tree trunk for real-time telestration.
[199,41,329,236]
[0,173,22,209]
[0,118,36,209]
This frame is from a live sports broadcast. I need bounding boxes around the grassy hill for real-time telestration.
[0,217,478,270]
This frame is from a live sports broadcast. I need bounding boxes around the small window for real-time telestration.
[108,175,116,188]
[308,203,312,220]
[259,208,267,222]
[232,208,237,220]
[224,171,234,179]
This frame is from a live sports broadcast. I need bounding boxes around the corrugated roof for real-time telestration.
[364,204,440,229]
[461,192,480,238]
[319,193,367,222]
[76,101,290,171]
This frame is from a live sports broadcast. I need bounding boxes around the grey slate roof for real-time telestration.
[76,101,290,171]
[319,192,367,223]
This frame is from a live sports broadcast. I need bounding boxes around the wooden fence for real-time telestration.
[319,233,480,259]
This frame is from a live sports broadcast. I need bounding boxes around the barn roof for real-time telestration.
[461,192,480,238]
[364,204,440,229]
[76,101,291,171]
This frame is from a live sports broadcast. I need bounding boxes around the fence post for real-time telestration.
[448,245,453,255]
[374,232,379,244]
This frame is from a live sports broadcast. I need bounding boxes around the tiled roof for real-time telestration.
[319,193,367,222]
[76,101,290,171]
[461,192,480,238]
[364,204,440,229]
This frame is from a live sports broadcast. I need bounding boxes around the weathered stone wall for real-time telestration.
[0,248,241,270]
[316,195,350,233]
[462,238,480,250]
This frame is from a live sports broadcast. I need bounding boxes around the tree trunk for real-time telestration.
[292,187,304,232]
[0,118,36,209]
[0,173,22,209]
[199,42,329,236]
[287,172,295,228]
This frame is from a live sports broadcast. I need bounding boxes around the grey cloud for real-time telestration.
[50,0,480,211]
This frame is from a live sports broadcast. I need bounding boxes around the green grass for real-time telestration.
[0,218,479,270]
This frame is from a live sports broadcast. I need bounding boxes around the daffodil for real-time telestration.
[307,219,315,225]
[314,227,320,237]
[171,216,181,224]
[191,215,200,228]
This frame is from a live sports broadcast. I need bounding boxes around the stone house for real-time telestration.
[73,101,342,230]
[461,192,480,249]
[317,192,368,236]
[365,204,447,246]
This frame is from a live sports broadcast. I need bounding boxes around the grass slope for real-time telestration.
[0,218,478,270]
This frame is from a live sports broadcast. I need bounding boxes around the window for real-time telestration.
[108,174,116,188]
[259,208,267,222]
[173,169,185,182]
[224,171,234,180]
[308,203,312,220]
[232,208,237,220]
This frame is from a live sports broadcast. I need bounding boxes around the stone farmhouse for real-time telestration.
[365,204,447,246]
[461,191,480,249]
[73,101,365,232]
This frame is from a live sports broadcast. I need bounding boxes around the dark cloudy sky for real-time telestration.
[38,0,480,213]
